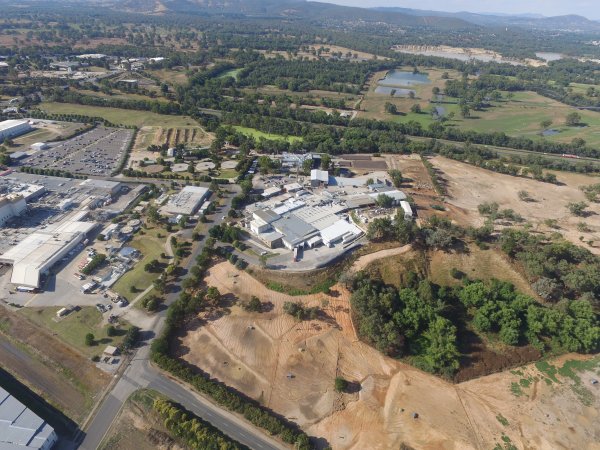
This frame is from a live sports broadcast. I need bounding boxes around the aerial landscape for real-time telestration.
[0,0,599,449]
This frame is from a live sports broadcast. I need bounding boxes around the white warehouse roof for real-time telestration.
[0,386,57,450]
[0,119,29,132]
[160,186,210,216]
[0,214,96,288]
[320,219,363,246]
[311,169,329,182]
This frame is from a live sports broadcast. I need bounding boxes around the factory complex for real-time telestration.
[246,169,412,255]
[0,173,142,288]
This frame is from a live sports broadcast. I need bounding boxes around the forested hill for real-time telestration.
[373,7,600,32]
[94,0,477,28]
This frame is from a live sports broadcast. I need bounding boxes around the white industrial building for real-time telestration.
[400,201,413,219]
[78,179,122,196]
[0,119,32,141]
[0,194,26,226]
[0,211,97,288]
[0,386,58,450]
[30,142,48,151]
[159,186,210,216]
[320,219,363,247]
[310,169,329,187]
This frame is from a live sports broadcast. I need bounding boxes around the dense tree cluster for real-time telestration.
[154,399,242,450]
[500,229,600,305]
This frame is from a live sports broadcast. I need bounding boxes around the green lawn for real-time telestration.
[38,102,200,128]
[112,226,168,301]
[446,91,600,147]
[233,125,302,143]
[19,307,128,358]
[218,168,239,179]
[219,68,242,80]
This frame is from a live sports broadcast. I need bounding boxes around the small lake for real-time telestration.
[374,86,416,97]
[536,52,563,62]
[378,70,431,87]
[542,129,561,136]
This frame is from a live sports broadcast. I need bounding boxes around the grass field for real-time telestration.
[112,226,168,301]
[233,125,303,142]
[38,102,199,128]
[453,91,600,147]
[361,67,600,147]
[147,68,189,85]
[19,306,128,358]
[219,68,242,80]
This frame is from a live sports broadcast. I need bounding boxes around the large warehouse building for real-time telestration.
[160,186,210,216]
[0,387,57,450]
[0,119,32,141]
[0,211,97,288]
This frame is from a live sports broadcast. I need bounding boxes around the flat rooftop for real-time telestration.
[0,386,56,450]
[160,186,210,215]
[0,119,29,131]
[0,212,96,287]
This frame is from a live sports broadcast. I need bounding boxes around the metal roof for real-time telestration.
[0,387,56,450]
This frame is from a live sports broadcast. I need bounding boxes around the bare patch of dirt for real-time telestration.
[175,262,600,450]
[430,156,600,253]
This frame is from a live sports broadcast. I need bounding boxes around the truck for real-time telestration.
[16,286,37,293]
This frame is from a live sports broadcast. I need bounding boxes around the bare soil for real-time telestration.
[176,261,600,450]
[430,156,600,254]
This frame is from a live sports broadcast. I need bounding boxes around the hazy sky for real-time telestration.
[324,0,600,20]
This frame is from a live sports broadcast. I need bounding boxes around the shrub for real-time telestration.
[85,333,95,346]
[334,377,348,392]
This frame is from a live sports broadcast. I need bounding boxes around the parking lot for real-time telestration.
[20,126,134,176]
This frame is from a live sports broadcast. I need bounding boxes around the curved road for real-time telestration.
[78,185,285,450]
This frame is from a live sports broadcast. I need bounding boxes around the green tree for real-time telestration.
[565,111,582,126]
[85,333,95,346]
[423,317,459,374]
[334,377,348,392]
[388,169,403,187]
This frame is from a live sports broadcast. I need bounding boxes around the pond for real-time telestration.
[374,86,416,97]
[542,129,561,136]
[377,70,431,87]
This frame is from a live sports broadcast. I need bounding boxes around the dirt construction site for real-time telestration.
[429,156,600,254]
[176,261,600,450]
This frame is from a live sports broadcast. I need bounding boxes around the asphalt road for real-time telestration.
[78,185,286,450]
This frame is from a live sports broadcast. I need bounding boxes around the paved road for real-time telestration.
[78,185,285,450]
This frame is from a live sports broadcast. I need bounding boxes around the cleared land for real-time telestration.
[38,102,200,128]
[0,305,110,423]
[176,261,600,450]
[430,156,600,254]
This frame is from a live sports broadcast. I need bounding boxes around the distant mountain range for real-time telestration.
[7,0,600,33]
[372,7,600,32]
